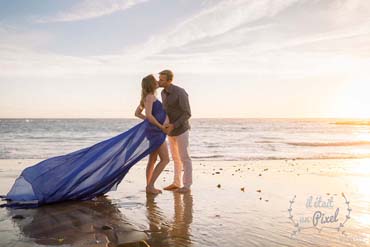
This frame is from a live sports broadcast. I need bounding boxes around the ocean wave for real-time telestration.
[255,141,275,143]
[190,154,370,161]
[332,121,370,126]
[253,154,370,160]
[3,153,370,161]
[286,141,370,147]
[191,155,225,159]
[2,118,370,162]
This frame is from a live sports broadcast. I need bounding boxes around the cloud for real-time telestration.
[112,0,370,78]
[123,0,370,58]
[0,25,52,50]
[122,0,300,57]
[106,0,370,77]
[1,0,370,79]
[36,0,148,23]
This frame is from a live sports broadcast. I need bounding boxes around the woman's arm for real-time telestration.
[144,95,164,130]
[134,104,146,120]
[144,95,165,131]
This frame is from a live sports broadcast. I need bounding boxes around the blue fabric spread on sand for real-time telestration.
[3,100,166,207]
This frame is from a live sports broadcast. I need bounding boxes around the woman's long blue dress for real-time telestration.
[3,100,167,207]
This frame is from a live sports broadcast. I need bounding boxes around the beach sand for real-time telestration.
[1,158,370,246]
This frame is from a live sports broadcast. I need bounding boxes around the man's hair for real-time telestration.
[159,69,174,82]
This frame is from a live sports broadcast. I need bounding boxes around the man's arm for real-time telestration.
[173,89,191,128]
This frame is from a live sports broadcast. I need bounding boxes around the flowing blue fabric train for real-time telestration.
[1,100,167,208]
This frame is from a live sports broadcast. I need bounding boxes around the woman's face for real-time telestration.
[153,79,159,89]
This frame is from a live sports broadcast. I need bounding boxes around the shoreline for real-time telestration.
[3,155,370,161]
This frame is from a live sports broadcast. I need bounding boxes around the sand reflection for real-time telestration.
[7,196,148,246]
[145,192,193,247]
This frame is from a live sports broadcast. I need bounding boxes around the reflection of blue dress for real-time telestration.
[3,100,166,207]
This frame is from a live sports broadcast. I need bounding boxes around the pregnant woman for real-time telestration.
[2,74,169,207]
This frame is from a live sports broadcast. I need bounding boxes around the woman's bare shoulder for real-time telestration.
[145,94,156,102]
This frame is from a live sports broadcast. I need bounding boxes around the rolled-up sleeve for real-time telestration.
[173,89,191,128]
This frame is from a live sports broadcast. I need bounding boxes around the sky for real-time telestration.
[0,0,370,118]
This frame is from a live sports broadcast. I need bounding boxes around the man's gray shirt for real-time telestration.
[161,84,191,136]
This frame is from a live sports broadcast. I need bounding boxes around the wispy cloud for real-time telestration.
[0,24,52,50]
[36,0,148,23]
[2,0,370,78]
[124,0,300,57]
[118,0,370,71]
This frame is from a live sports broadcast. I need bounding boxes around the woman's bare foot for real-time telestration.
[163,184,180,191]
[146,186,162,194]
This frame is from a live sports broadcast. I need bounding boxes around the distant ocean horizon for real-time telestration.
[1,118,370,161]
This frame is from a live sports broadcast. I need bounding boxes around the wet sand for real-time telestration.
[1,159,370,246]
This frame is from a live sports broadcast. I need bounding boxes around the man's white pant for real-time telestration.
[168,130,192,188]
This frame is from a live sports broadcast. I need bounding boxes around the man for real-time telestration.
[158,69,192,193]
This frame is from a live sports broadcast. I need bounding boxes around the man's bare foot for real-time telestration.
[163,184,180,191]
[146,186,162,194]
[175,187,191,193]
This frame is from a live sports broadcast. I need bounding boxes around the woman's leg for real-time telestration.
[146,151,158,186]
[146,141,170,194]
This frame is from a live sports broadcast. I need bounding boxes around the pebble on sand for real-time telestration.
[102,225,113,230]
[12,215,25,220]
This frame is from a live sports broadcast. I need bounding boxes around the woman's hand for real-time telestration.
[160,125,167,133]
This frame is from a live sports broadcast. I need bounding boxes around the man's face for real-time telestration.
[159,74,170,87]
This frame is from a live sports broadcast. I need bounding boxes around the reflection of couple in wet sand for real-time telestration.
[146,193,193,247]
[7,193,193,247]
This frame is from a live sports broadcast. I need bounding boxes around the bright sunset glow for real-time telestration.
[334,80,370,119]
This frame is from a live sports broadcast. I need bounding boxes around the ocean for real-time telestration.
[1,118,370,161]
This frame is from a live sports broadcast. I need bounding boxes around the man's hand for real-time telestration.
[163,123,175,134]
